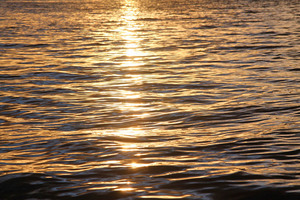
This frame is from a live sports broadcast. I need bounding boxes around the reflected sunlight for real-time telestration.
[87,1,155,195]
[121,0,139,21]
[139,195,192,199]
[92,127,147,138]
[119,90,142,99]
[110,0,151,121]
[119,0,147,69]
[115,187,135,192]
[129,162,150,168]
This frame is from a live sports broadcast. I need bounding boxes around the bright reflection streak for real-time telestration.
[140,195,192,199]
[108,0,150,122]
[115,187,135,192]
[118,0,147,70]
[88,0,152,194]
[122,143,138,151]
[129,162,150,168]
[95,127,147,137]
[119,90,141,99]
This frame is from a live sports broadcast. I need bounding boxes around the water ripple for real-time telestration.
[0,0,299,199]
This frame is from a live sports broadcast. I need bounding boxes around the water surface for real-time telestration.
[0,0,299,199]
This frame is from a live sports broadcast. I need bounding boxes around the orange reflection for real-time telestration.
[139,195,192,199]
[118,0,147,70]
[109,0,150,121]
[114,187,135,192]
[129,162,151,168]
[99,127,147,137]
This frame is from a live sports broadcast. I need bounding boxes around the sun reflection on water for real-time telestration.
[98,127,147,137]
[129,162,151,168]
[107,0,152,123]
[1,0,299,198]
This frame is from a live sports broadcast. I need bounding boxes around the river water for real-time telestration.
[0,0,299,199]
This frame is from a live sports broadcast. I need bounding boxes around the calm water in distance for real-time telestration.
[0,0,299,199]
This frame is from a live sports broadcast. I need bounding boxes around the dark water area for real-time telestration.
[0,0,299,199]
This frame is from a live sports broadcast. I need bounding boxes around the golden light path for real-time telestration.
[111,0,150,120]
[87,2,190,196]
[112,0,150,164]
[90,0,156,194]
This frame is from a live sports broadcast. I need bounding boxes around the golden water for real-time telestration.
[0,0,299,199]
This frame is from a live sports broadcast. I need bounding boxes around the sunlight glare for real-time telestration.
[129,162,150,168]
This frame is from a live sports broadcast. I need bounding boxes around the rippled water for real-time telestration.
[0,0,299,199]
